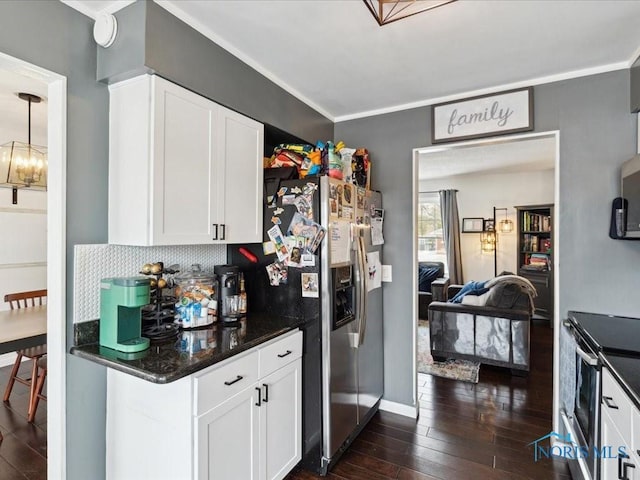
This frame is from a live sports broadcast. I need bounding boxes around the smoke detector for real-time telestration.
[93,12,118,48]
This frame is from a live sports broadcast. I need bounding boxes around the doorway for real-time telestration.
[411,131,560,427]
[0,51,66,478]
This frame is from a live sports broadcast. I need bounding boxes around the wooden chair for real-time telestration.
[28,356,46,423]
[3,290,47,419]
[4,289,47,310]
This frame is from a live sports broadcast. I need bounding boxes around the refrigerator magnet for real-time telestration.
[301,253,315,267]
[282,194,296,205]
[271,216,281,225]
[301,273,319,298]
[267,224,289,261]
[294,195,313,219]
[266,261,288,286]
[291,186,302,194]
[263,241,276,255]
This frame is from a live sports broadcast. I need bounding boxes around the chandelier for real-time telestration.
[363,0,456,26]
[0,93,47,203]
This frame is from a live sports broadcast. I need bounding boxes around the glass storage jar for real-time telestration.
[174,264,217,328]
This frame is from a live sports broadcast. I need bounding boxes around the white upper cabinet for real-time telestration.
[108,74,264,246]
[216,105,265,243]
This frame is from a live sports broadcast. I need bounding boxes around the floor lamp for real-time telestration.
[492,207,513,276]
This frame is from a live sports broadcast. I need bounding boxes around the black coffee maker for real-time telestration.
[214,265,240,321]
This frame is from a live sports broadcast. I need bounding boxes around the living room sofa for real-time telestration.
[418,262,449,319]
[427,276,535,374]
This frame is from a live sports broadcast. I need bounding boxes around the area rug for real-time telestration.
[418,320,480,383]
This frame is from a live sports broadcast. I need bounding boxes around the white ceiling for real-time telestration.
[418,135,556,180]
[0,69,47,146]
[63,0,640,122]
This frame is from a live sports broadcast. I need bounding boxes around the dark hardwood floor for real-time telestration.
[288,319,568,480]
[0,321,560,480]
[0,362,47,480]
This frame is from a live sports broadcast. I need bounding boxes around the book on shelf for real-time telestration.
[522,253,550,271]
[523,211,551,232]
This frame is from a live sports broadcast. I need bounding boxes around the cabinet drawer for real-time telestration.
[259,330,302,378]
[602,367,634,444]
[194,350,259,415]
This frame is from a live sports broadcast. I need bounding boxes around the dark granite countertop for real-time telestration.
[568,311,640,411]
[70,313,304,384]
[600,353,640,411]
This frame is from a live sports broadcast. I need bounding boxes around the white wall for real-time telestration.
[420,168,554,283]
[0,180,47,312]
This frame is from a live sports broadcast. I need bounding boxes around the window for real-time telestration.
[418,192,447,273]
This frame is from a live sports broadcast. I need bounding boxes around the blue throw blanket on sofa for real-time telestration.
[449,280,489,303]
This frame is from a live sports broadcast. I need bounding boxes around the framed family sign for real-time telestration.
[431,87,533,144]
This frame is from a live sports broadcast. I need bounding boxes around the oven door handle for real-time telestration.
[576,345,599,366]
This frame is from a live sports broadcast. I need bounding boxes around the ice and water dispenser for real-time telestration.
[332,266,354,329]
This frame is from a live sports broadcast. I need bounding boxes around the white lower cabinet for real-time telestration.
[601,408,636,480]
[196,359,302,480]
[197,385,260,480]
[261,361,302,480]
[600,367,639,480]
[106,329,302,480]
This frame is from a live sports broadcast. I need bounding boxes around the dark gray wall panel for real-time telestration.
[98,0,332,144]
[335,108,428,405]
[631,63,640,113]
[336,70,637,408]
[0,1,109,479]
[96,0,148,84]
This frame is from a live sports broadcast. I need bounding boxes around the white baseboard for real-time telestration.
[0,352,19,368]
[379,399,419,419]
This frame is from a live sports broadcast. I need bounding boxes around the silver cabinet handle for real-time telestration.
[576,345,598,366]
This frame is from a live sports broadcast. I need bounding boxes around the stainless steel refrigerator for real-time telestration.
[229,175,384,475]
[319,176,384,472]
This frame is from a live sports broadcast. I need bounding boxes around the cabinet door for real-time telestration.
[152,77,219,245]
[601,408,637,480]
[216,105,264,243]
[521,271,550,314]
[196,386,260,480]
[259,360,302,480]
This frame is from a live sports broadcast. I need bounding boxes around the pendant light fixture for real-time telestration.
[0,92,47,204]
[363,0,456,26]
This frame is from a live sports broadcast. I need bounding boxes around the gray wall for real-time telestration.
[1,0,636,475]
[336,70,638,408]
[99,0,333,144]
[0,1,110,478]
[0,2,331,479]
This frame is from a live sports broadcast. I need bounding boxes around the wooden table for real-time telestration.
[0,305,47,354]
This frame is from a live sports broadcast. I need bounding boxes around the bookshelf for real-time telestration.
[515,204,553,320]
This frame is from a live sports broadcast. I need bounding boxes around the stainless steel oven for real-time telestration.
[563,317,601,480]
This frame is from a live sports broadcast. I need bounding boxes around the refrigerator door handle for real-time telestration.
[358,235,368,346]
[349,227,364,349]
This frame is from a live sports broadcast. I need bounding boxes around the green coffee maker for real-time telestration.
[100,277,151,353]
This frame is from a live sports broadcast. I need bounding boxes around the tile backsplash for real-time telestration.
[73,244,226,323]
